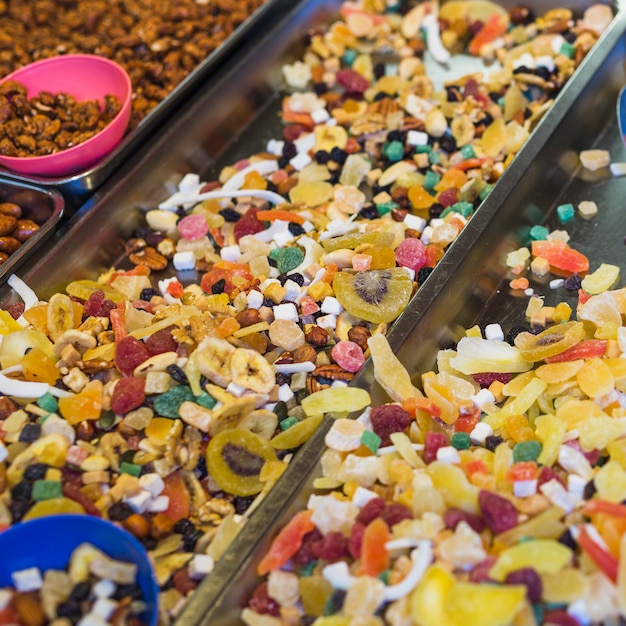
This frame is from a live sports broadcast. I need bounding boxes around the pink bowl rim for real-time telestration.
[0,54,133,169]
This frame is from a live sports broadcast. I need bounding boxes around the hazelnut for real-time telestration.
[305,325,329,347]
[236,307,261,328]
[75,421,95,441]
[348,325,371,351]
[293,345,317,363]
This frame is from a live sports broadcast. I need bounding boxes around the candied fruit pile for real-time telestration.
[0,0,614,624]
[244,276,626,625]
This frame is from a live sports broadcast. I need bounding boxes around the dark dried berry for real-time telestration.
[479,490,518,534]
[183,529,203,551]
[211,278,226,294]
[329,147,347,164]
[370,404,412,446]
[542,611,580,626]
[219,208,241,222]
[314,150,331,164]
[282,142,298,159]
[113,583,143,602]
[443,507,486,533]
[564,273,582,291]
[438,134,457,153]
[506,325,529,345]
[108,501,135,521]
[416,267,433,285]
[429,202,444,219]
[166,364,189,384]
[23,463,48,481]
[537,465,566,489]
[9,499,29,522]
[69,581,91,602]
[57,601,82,622]
[233,494,255,515]
[288,222,305,236]
[173,518,195,534]
[484,435,504,452]
[583,479,597,500]
[505,567,542,603]
[359,205,379,220]
[11,481,32,501]
[19,422,41,443]
[139,287,160,302]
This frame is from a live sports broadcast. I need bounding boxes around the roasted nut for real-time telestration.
[293,345,317,363]
[305,326,329,347]
[348,325,371,351]
[0,235,20,254]
[125,237,147,255]
[0,395,18,419]
[13,219,40,242]
[0,202,22,219]
[235,307,261,328]
[75,421,95,442]
[129,246,168,270]
[0,252,9,265]
[0,213,17,236]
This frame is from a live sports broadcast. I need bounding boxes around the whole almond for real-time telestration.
[0,213,17,236]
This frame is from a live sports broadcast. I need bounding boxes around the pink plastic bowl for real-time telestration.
[0,54,132,177]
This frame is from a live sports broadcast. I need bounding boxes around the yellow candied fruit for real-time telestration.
[530,256,551,277]
[504,413,535,443]
[594,460,626,502]
[506,247,530,269]
[608,439,626,469]
[465,325,482,338]
[581,263,620,295]
[145,417,176,446]
[241,170,268,190]
[576,357,614,399]
[553,301,572,323]
[308,280,334,302]
[22,348,59,385]
[23,497,86,521]
[489,539,573,581]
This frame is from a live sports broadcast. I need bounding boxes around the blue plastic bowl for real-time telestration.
[0,515,158,626]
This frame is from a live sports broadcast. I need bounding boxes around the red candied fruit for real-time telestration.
[380,503,413,527]
[114,335,151,376]
[145,326,179,355]
[248,582,280,617]
[369,405,412,446]
[478,490,518,534]
[443,507,485,533]
[110,377,146,415]
[336,68,369,93]
[283,123,308,142]
[84,290,117,318]
[348,522,365,560]
[395,237,426,272]
[505,568,543,603]
[564,439,601,466]
[472,372,513,388]
[234,207,265,242]
[7,302,24,320]
[178,213,209,242]
[424,431,448,464]
[331,340,365,373]
[356,497,386,525]
[172,568,199,596]
[311,531,349,562]
[470,556,497,583]
[542,611,581,626]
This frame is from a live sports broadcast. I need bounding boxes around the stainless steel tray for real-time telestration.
[0,2,620,625]
[183,8,626,626]
[0,0,293,212]
[0,180,64,284]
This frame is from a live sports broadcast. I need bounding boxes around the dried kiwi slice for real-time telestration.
[320,230,395,252]
[206,428,277,496]
[333,268,412,324]
[514,321,585,362]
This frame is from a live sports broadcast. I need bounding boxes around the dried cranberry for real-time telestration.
[110,377,146,415]
[312,531,349,562]
[84,290,116,318]
[472,372,513,388]
[424,431,448,464]
[470,556,497,583]
[234,207,265,242]
[438,187,458,208]
[199,181,220,194]
[505,568,542,603]
[542,611,581,626]
[479,490,518,534]
[380,503,413,528]
[537,465,566,489]
[248,582,279,617]
[145,326,178,355]
[369,405,412,446]
[348,522,365,560]
[443,507,485,533]
[292,528,323,566]
[356,497,386,525]
[172,568,198,596]
[336,68,369,93]
[283,124,308,142]
[114,335,150,376]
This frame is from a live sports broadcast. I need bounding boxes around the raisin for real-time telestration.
[219,208,241,222]
[336,68,369,93]
[479,490,518,534]
[11,481,32,501]
[23,463,48,481]
[369,405,412,446]
[484,435,504,452]
[18,422,41,443]
[68,582,91,602]
[108,501,134,521]
[166,364,189,384]
[537,466,566,489]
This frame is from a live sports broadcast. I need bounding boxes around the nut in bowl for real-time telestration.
[0,55,132,178]
[0,515,158,626]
